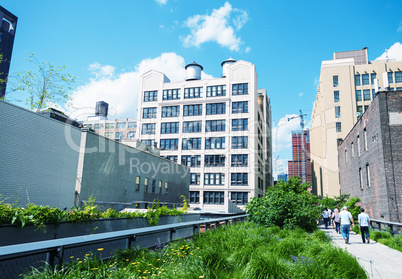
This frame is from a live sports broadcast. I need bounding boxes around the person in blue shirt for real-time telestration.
[322,208,329,229]
[358,208,371,244]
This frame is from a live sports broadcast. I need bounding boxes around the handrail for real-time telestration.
[370,218,402,236]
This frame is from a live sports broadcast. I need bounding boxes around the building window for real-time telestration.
[388,72,394,84]
[351,142,354,157]
[104,132,113,138]
[152,179,156,193]
[144,178,148,192]
[183,121,202,133]
[230,192,248,205]
[184,87,203,99]
[355,75,361,86]
[162,89,180,100]
[344,149,347,163]
[231,154,248,166]
[162,155,178,163]
[160,139,178,150]
[232,101,248,113]
[161,122,179,134]
[337,138,343,146]
[232,83,248,95]
[355,90,362,101]
[363,89,371,101]
[105,123,114,130]
[357,106,363,116]
[232,118,248,131]
[231,173,248,185]
[181,155,201,167]
[204,173,225,185]
[94,124,102,130]
[335,106,341,118]
[182,138,202,150]
[144,91,158,102]
[333,75,339,87]
[142,123,155,134]
[232,136,248,149]
[363,128,368,151]
[116,122,126,129]
[143,107,157,119]
[190,191,200,203]
[362,74,369,85]
[206,120,226,132]
[336,122,341,132]
[205,137,225,149]
[159,180,162,194]
[203,191,224,204]
[183,104,202,116]
[366,164,371,187]
[371,73,377,84]
[357,135,361,156]
[207,85,226,97]
[206,103,226,115]
[128,122,137,129]
[372,89,376,100]
[395,71,402,83]
[127,131,136,138]
[162,106,180,117]
[190,173,200,185]
[135,176,140,192]
[334,91,340,102]
[205,155,226,167]
[141,139,157,147]
[165,182,168,193]
[115,132,124,139]
[359,168,363,189]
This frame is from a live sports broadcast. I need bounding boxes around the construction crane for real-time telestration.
[287,110,309,183]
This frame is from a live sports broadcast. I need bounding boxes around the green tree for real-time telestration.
[246,177,321,232]
[7,52,75,112]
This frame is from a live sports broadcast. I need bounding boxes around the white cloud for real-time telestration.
[68,53,214,121]
[271,114,302,154]
[298,92,303,97]
[245,46,251,53]
[397,21,402,32]
[183,2,248,51]
[272,158,288,180]
[155,0,167,5]
[375,42,402,61]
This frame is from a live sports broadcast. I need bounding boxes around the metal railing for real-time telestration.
[0,214,248,279]
[370,219,402,236]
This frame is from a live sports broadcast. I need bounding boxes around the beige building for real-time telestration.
[310,48,402,197]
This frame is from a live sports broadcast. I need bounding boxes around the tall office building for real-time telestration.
[0,6,17,98]
[288,129,311,184]
[138,59,272,212]
[310,48,402,197]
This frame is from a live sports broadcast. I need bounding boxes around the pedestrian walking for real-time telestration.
[358,208,370,244]
[339,206,355,244]
[322,208,329,229]
[333,208,340,233]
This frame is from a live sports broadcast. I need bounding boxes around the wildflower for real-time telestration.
[196,247,200,249]
[132,262,135,265]
[78,261,83,263]
[85,254,90,256]
[148,263,152,266]
[109,265,113,267]
[161,269,165,271]
[90,268,98,270]
[157,259,160,261]
[199,276,204,278]
[179,263,182,265]
[70,256,74,258]
[124,268,126,270]
[97,248,104,251]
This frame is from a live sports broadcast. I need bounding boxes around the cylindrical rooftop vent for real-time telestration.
[221,58,236,77]
[95,101,109,117]
[185,61,203,81]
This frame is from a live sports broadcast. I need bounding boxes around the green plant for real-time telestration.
[246,177,322,232]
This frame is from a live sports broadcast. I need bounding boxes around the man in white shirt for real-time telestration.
[339,206,355,244]
[358,208,371,244]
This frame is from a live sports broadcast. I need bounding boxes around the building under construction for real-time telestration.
[288,130,312,184]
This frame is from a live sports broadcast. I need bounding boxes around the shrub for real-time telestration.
[246,177,321,232]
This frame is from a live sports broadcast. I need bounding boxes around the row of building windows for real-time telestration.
[135,177,168,194]
[178,154,248,167]
[143,83,248,102]
[103,131,136,139]
[334,72,402,89]
[90,122,137,130]
[157,136,248,150]
[355,89,373,101]
[142,101,249,119]
[354,73,377,86]
[189,191,248,205]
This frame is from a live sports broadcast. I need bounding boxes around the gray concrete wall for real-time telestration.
[0,101,81,208]
[77,132,190,208]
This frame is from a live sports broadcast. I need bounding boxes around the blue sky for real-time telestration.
[3,0,402,177]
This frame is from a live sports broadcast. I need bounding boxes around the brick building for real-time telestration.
[338,90,401,223]
[288,130,312,184]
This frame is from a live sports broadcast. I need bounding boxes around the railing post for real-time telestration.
[126,235,136,249]
[193,225,198,236]
[169,228,176,241]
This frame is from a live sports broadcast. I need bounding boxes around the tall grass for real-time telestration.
[370,229,402,252]
[22,222,367,278]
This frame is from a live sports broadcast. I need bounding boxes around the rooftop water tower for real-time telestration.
[95,101,109,117]
[221,58,236,77]
[185,61,203,81]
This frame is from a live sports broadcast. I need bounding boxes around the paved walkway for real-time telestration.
[319,225,402,279]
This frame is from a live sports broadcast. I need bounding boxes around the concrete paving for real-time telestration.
[320,225,402,279]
